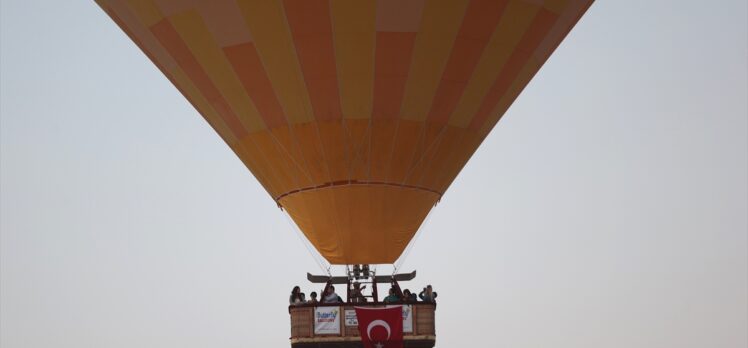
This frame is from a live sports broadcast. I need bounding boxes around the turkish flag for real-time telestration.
[355,306,403,348]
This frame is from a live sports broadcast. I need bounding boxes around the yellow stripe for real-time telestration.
[125,0,164,27]
[399,0,468,121]
[234,144,276,199]
[543,0,570,14]
[242,131,298,195]
[331,0,376,119]
[235,0,314,124]
[449,0,541,128]
[169,10,265,132]
[239,135,283,197]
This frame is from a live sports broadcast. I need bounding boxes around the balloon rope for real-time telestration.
[399,125,448,187]
[269,126,314,185]
[393,206,436,274]
[282,210,330,275]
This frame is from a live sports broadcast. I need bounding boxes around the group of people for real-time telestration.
[289,284,437,305]
[383,285,437,303]
[289,285,343,305]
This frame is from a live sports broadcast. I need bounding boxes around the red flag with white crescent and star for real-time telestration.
[354,306,403,348]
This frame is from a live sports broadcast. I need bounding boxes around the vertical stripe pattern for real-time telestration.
[97,0,593,264]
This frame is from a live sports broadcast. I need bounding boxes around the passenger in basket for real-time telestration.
[383,288,401,303]
[350,282,367,303]
[418,285,438,303]
[289,286,304,305]
[308,291,318,304]
[322,285,343,303]
[402,289,417,302]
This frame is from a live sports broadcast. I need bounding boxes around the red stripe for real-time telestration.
[150,19,248,138]
[469,8,559,131]
[426,0,509,125]
[373,32,417,119]
[224,43,288,129]
[283,0,342,121]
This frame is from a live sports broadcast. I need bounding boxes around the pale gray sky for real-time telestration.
[1,1,746,347]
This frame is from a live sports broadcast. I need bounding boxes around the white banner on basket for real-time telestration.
[385,305,413,333]
[344,309,358,326]
[314,306,341,335]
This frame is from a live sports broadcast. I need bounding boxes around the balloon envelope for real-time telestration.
[97,0,592,264]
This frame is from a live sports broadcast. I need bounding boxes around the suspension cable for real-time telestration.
[282,210,330,275]
[393,205,437,274]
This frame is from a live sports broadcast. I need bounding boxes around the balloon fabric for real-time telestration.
[95,0,594,264]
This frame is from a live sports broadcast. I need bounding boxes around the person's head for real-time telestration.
[292,286,300,295]
[327,285,335,294]
[426,285,433,292]
[389,288,395,295]
[353,282,361,289]
[403,289,411,296]
[310,292,317,299]
[300,292,306,300]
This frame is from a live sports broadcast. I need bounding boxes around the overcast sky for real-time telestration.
[1,1,746,347]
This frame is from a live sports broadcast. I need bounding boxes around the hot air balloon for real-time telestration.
[96,0,592,346]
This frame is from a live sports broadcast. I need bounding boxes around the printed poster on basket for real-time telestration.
[314,306,341,335]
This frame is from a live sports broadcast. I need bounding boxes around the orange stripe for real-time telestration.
[344,119,371,180]
[223,43,288,129]
[369,119,398,181]
[402,122,442,186]
[386,120,421,182]
[317,120,349,182]
[375,0,424,32]
[270,126,314,188]
[293,122,329,184]
[535,0,593,61]
[425,0,509,125]
[150,18,247,139]
[469,8,559,131]
[195,0,253,47]
[418,127,463,189]
[373,32,417,119]
[283,0,342,121]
